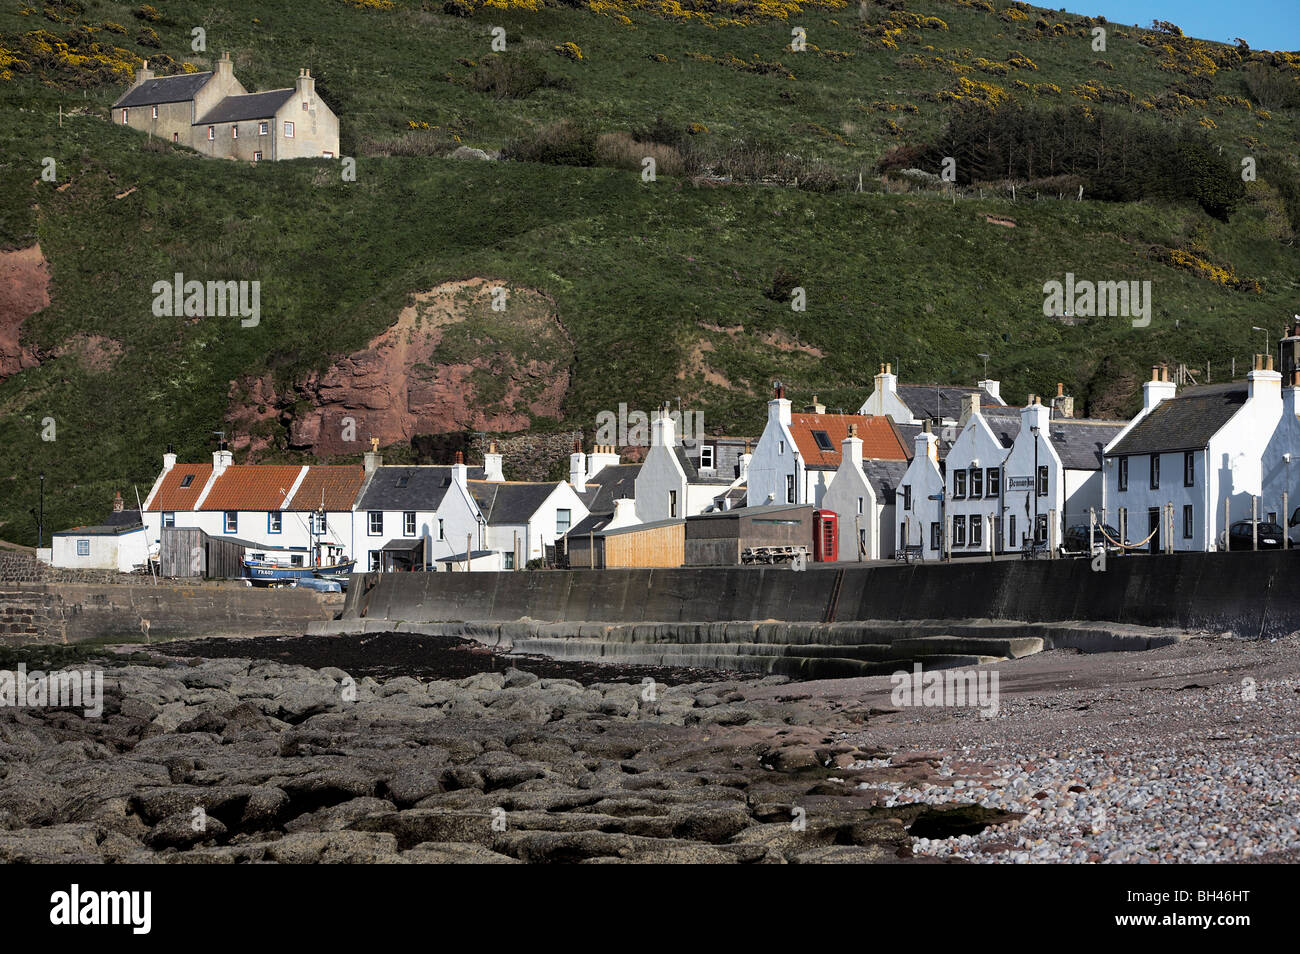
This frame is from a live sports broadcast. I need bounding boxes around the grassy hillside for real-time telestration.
[1,0,1298,544]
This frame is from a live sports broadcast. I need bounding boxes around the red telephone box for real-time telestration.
[813,510,838,562]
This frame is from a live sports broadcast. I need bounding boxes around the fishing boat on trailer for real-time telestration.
[241,543,354,587]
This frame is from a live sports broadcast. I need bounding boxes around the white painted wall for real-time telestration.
[635,411,687,522]
[857,367,912,424]
[896,431,945,557]
[51,529,148,572]
[821,436,879,559]
[944,404,1013,554]
[747,394,802,507]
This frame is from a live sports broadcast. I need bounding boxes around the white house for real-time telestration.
[939,392,1011,555]
[820,426,910,560]
[51,494,150,573]
[631,409,734,522]
[1103,359,1287,552]
[353,454,486,571]
[747,386,909,508]
[859,363,1004,425]
[896,428,946,558]
[469,479,590,568]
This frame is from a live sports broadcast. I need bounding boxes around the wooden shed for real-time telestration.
[566,519,685,569]
[159,527,253,579]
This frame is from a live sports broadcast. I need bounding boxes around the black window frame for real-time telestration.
[953,469,967,500]
[970,514,984,547]
[1036,465,1049,497]
[953,515,967,547]
[986,467,1000,498]
[1184,451,1195,487]
[1150,453,1160,490]
[811,430,834,452]
[1183,504,1193,539]
[969,467,983,498]
[930,522,941,550]
[1118,456,1128,492]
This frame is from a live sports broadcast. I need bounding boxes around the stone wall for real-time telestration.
[0,580,341,646]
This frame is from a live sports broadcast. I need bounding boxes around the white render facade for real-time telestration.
[820,434,881,559]
[896,430,945,557]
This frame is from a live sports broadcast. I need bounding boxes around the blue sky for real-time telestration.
[1083,0,1300,50]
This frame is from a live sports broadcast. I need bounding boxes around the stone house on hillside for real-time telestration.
[112,52,339,161]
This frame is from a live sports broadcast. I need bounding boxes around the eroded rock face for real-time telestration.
[227,278,572,456]
[0,243,51,381]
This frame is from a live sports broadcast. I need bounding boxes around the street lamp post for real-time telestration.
[38,473,45,550]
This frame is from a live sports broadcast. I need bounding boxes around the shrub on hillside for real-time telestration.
[594,132,684,177]
[502,119,596,166]
[467,54,564,99]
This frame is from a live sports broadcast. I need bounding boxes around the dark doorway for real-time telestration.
[1147,508,1160,555]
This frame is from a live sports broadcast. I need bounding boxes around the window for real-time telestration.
[207,126,215,141]
[76,539,90,556]
[700,445,715,469]
[403,511,416,536]
[121,109,128,123]
[268,512,282,533]
[784,475,795,504]
[953,469,967,500]
[395,475,409,488]
[303,101,310,111]
[778,440,785,455]
[224,511,237,533]
[1118,456,1128,492]
[903,484,912,511]
[1035,514,1048,543]
[971,515,983,547]
[179,474,194,488]
[930,522,942,550]
[151,106,158,118]
[503,552,515,570]
[986,467,1000,498]
[290,555,304,567]
[368,550,380,572]
[1009,514,1017,548]
[284,121,295,138]
[438,518,444,540]
[669,490,679,518]
[311,513,326,535]
[1184,452,1195,487]
[857,496,864,515]
[1037,465,1049,497]
[1183,505,1193,539]
[812,430,834,452]
[232,125,238,139]
[1149,453,1160,490]
[953,515,967,547]
[259,122,268,135]
[253,151,263,161]
[162,512,175,528]
[556,509,572,535]
[172,132,178,143]
[322,150,334,158]
[250,553,265,562]
[367,512,382,535]
[970,467,983,498]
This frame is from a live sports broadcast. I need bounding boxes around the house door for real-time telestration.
[1147,508,1160,555]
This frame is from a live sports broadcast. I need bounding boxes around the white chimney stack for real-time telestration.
[569,440,587,493]
[212,447,233,474]
[451,450,468,489]
[162,450,177,472]
[1142,364,1176,413]
[483,442,504,482]
[587,444,620,480]
[768,383,792,427]
[607,498,640,530]
[978,378,1001,403]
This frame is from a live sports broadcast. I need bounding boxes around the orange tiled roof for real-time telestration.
[198,465,305,511]
[145,463,213,512]
[286,465,365,512]
[789,413,909,469]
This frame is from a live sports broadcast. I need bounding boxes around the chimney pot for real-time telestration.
[454,450,464,464]
[886,362,892,374]
[113,491,124,513]
[1267,354,1275,372]
[1057,382,1064,397]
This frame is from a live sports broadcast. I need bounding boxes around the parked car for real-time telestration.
[1061,524,1122,555]
[1225,520,1285,551]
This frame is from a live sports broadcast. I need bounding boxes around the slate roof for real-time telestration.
[569,512,612,537]
[1049,419,1127,470]
[469,481,561,526]
[196,89,296,125]
[146,463,213,512]
[287,465,365,512]
[54,523,145,536]
[1108,383,1248,457]
[896,424,956,461]
[104,508,144,527]
[355,465,484,512]
[673,445,733,485]
[789,413,909,469]
[199,465,304,511]
[113,71,213,108]
[862,459,910,506]
[896,384,1002,422]
[580,463,642,515]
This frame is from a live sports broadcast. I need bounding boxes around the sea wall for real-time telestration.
[0,581,341,646]
[341,551,1300,638]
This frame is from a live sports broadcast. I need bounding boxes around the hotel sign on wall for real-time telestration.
[1006,476,1035,491]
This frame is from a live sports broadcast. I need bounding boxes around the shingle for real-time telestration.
[146,463,213,511]
[789,414,909,469]
[896,385,1001,422]
[469,482,561,526]
[199,465,304,511]
[581,464,642,515]
[1050,419,1127,469]
[113,72,213,108]
[861,459,910,505]
[195,89,295,125]
[1107,383,1248,457]
[355,465,484,512]
[287,465,365,512]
